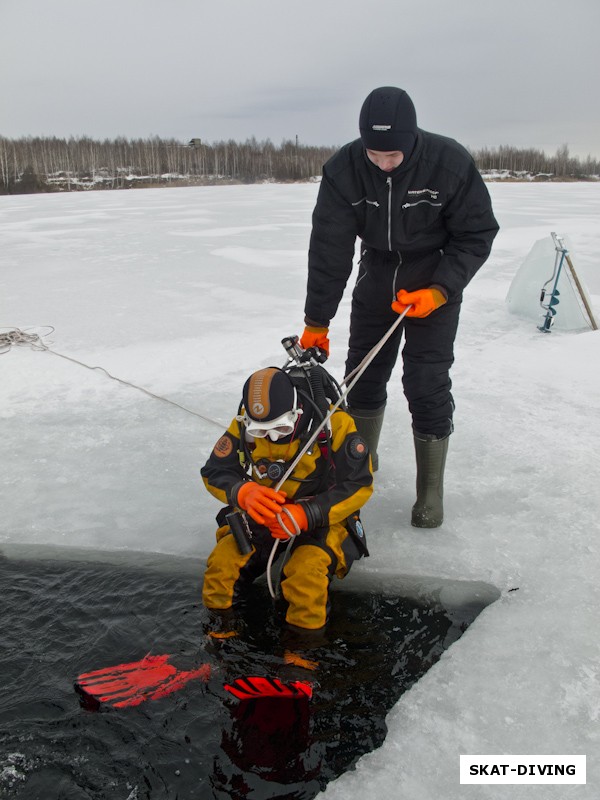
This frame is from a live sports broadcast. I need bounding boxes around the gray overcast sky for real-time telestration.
[2,0,599,157]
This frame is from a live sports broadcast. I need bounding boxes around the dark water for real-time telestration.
[0,549,497,799]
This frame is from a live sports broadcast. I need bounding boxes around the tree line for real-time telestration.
[1,135,598,194]
[0,136,336,193]
[471,143,600,178]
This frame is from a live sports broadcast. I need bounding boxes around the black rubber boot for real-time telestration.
[411,432,449,528]
[348,405,386,472]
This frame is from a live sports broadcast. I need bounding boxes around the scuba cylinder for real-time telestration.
[281,335,345,419]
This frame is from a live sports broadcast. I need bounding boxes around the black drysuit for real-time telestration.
[305,132,499,436]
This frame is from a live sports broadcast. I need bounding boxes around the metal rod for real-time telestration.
[551,232,598,331]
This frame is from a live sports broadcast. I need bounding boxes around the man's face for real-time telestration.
[366,149,404,172]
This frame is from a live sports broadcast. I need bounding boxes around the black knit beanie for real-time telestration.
[359,87,417,154]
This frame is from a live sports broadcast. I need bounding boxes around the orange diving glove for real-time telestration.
[392,287,447,318]
[235,482,287,525]
[299,325,330,356]
[268,503,308,540]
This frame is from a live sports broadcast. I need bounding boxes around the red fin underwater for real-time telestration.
[75,654,211,710]
[224,675,313,701]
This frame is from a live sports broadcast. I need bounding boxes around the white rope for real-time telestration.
[266,508,300,599]
[266,306,412,598]
[0,326,52,353]
[0,326,225,429]
[339,309,409,388]
[277,506,302,538]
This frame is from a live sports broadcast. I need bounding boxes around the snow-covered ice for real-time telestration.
[1,182,599,798]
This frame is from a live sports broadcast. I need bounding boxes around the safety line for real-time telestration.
[1,326,225,430]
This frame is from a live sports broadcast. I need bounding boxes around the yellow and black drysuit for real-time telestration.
[201,409,373,630]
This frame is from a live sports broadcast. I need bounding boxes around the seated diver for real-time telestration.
[201,364,373,631]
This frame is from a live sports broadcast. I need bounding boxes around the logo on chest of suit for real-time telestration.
[407,188,440,199]
[403,188,443,210]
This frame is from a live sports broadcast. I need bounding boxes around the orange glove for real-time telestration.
[236,482,287,525]
[299,325,330,356]
[391,287,447,318]
[268,503,308,540]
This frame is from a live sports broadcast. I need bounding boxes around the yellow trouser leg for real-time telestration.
[281,523,353,630]
[281,545,331,629]
[202,527,254,610]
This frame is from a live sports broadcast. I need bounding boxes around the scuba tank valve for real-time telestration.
[282,335,327,367]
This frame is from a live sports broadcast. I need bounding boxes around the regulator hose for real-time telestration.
[309,364,329,420]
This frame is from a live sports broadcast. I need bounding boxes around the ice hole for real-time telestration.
[0,544,499,799]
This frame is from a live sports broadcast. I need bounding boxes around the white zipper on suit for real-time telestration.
[386,177,393,250]
[386,177,404,299]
